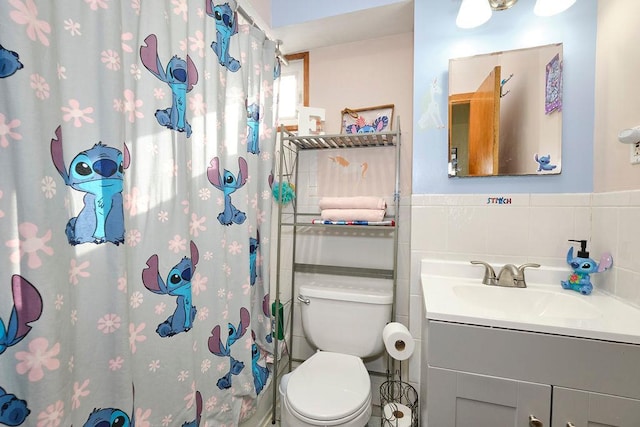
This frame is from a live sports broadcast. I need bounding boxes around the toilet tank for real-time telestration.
[298,281,393,358]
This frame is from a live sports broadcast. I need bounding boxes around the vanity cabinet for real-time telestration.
[426,320,640,427]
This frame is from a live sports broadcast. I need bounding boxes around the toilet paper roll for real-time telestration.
[383,402,412,427]
[383,322,415,361]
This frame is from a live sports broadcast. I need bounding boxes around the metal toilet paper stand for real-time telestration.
[381,322,418,426]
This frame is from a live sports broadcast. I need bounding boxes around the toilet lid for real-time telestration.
[286,351,371,421]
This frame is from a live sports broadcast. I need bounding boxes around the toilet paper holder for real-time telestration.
[380,379,418,427]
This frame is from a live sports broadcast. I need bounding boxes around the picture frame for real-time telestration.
[340,104,394,134]
[544,53,562,114]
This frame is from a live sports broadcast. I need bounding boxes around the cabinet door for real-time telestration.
[553,387,640,427]
[427,367,550,427]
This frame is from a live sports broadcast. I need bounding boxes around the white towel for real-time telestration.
[320,209,386,222]
[319,196,386,210]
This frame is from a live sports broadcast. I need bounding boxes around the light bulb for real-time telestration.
[534,0,576,16]
[457,0,492,29]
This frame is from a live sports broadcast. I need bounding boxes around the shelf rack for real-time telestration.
[270,119,401,424]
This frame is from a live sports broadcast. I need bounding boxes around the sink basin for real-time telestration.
[452,284,603,320]
[421,258,640,344]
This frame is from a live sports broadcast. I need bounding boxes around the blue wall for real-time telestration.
[413,0,597,194]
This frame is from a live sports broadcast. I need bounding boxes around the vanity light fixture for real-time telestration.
[457,0,576,29]
[533,0,576,16]
[489,0,518,11]
[618,126,640,165]
[618,126,640,145]
[456,0,492,29]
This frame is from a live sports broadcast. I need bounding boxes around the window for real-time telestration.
[277,52,309,131]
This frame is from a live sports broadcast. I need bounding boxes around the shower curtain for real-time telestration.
[0,1,277,425]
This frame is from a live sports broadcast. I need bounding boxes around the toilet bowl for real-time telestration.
[280,281,393,427]
[280,351,372,427]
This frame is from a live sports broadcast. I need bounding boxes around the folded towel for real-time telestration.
[312,219,395,226]
[320,209,386,222]
[319,196,386,210]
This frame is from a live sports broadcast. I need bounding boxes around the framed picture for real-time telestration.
[340,104,394,134]
[544,53,562,114]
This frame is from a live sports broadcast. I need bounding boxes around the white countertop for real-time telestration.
[421,258,640,345]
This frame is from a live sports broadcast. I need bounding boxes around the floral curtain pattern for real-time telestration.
[0,0,276,426]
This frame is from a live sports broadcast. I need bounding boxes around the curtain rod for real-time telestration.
[236,3,289,66]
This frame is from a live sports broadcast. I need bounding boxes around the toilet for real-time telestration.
[280,281,393,427]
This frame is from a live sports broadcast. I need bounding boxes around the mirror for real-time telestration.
[448,43,563,177]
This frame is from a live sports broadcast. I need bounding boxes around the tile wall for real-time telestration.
[591,190,640,304]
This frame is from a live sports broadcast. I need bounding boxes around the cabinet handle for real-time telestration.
[528,415,543,427]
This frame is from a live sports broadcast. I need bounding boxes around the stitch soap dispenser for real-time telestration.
[561,239,613,295]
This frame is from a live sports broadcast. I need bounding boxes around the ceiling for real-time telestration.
[268,1,415,55]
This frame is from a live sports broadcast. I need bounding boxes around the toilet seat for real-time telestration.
[284,389,372,426]
[285,351,371,424]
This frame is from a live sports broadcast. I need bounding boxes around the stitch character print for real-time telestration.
[82,390,202,427]
[0,275,44,426]
[246,102,261,154]
[208,307,250,389]
[82,408,132,427]
[142,241,199,337]
[140,34,199,138]
[345,115,389,134]
[207,156,248,225]
[50,126,130,246]
[206,1,241,72]
[0,45,23,78]
[251,331,269,395]
[249,230,259,286]
[534,153,557,172]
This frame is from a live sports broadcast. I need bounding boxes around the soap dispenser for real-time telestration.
[561,239,613,295]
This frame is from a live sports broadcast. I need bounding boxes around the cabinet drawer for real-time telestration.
[428,320,640,399]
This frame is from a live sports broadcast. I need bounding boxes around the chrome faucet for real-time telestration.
[471,261,540,288]
[496,263,540,288]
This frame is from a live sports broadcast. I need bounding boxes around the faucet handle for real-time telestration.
[471,260,497,285]
[517,263,540,275]
[514,263,540,286]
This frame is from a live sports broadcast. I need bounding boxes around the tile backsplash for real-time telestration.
[410,190,640,312]
[591,191,640,305]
